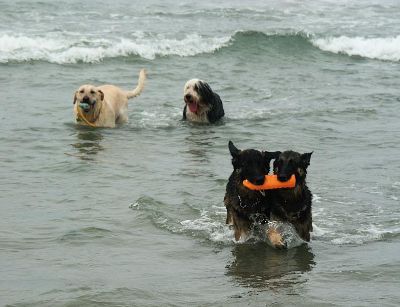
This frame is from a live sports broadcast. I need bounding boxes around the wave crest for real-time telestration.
[312,35,400,62]
[2,31,399,64]
[0,33,231,64]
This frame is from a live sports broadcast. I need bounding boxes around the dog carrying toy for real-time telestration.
[243,175,296,191]
[76,104,98,127]
[79,102,90,111]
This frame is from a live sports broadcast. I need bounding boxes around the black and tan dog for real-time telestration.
[268,150,313,248]
[183,79,224,123]
[224,141,280,241]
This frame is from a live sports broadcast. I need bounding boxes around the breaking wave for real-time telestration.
[1,31,399,64]
[312,35,400,62]
[0,33,231,63]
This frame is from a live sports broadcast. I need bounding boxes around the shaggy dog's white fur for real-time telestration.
[183,78,224,123]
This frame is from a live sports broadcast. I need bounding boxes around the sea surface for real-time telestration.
[1,0,399,306]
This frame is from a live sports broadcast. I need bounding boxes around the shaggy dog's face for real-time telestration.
[273,151,312,182]
[229,141,280,186]
[183,79,211,114]
[74,85,104,113]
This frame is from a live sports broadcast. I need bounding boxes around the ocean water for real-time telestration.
[1,0,400,306]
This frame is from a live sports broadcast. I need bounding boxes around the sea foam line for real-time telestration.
[0,33,231,63]
[3,31,399,64]
[312,35,400,62]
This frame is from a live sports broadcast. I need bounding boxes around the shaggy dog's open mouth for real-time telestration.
[187,101,198,113]
[184,96,199,113]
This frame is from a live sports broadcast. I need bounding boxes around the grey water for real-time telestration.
[1,0,400,306]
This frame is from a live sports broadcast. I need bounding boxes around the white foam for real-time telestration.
[229,108,274,120]
[329,224,397,245]
[0,33,231,63]
[180,211,308,248]
[180,211,234,243]
[311,224,329,237]
[312,35,400,62]
[131,110,180,129]
[312,193,322,203]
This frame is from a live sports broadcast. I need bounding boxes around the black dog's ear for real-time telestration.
[98,89,104,101]
[228,141,241,168]
[301,152,313,169]
[73,91,77,104]
[228,141,240,157]
[197,81,214,104]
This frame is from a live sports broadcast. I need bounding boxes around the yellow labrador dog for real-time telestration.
[73,69,146,128]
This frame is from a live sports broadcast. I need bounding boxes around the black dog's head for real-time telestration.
[273,151,313,183]
[229,141,280,185]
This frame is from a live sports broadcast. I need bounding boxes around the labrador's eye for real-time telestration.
[90,90,95,94]
[79,89,84,93]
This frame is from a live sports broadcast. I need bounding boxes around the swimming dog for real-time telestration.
[224,141,280,241]
[73,69,146,128]
[268,150,313,248]
[183,79,224,123]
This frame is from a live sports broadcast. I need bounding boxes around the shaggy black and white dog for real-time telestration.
[183,79,224,123]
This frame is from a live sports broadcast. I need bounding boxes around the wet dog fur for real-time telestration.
[224,141,280,241]
[183,79,224,123]
[268,150,313,248]
[73,69,146,128]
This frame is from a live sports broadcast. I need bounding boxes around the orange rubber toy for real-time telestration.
[243,174,296,190]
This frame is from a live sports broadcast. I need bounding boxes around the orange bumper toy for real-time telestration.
[243,174,296,191]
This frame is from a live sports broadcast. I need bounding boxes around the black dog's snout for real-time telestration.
[185,94,192,101]
[254,175,265,185]
[277,174,289,182]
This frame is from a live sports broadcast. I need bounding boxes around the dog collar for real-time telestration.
[76,101,102,127]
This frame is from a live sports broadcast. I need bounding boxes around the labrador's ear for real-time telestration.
[73,92,77,104]
[98,90,104,101]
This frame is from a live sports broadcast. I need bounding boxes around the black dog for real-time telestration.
[224,141,280,241]
[268,150,313,247]
[183,79,224,123]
